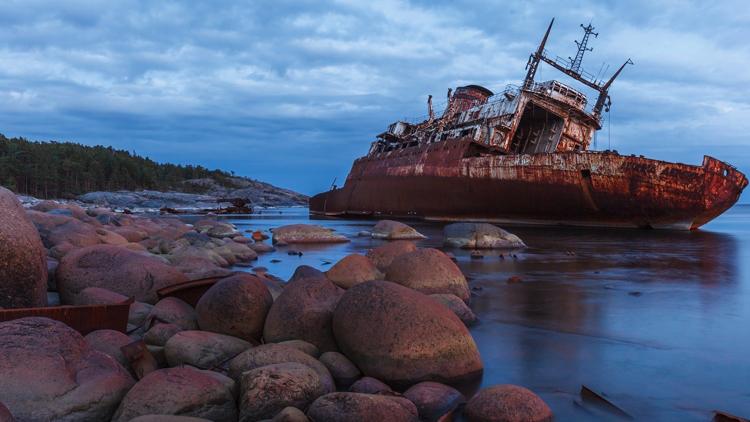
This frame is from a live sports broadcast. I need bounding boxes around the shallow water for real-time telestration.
[217,205,750,421]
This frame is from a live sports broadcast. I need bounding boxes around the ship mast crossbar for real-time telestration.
[523,18,633,119]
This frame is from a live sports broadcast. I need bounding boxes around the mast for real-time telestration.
[523,18,554,89]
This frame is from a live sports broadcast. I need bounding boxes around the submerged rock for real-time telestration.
[0,317,134,421]
[443,222,525,249]
[306,393,418,422]
[385,248,470,303]
[371,220,426,240]
[332,281,483,388]
[57,244,188,304]
[272,224,349,244]
[325,254,383,289]
[464,385,553,422]
[112,367,237,422]
[0,187,47,308]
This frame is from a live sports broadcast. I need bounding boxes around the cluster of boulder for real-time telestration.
[0,187,551,421]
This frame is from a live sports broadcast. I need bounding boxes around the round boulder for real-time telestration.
[319,351,361,390]
[149,297,198,331]
[325,254,383,289]
[75,286,130,305]
[263,268,344,352]
[57,244,188,304]
[144,323,183,346]
[371,220,426,240]
[196,272,272,342]
[403,381,465,422]
[272,407,308,422]
[228,343,335,393]
[85,329,133,368]
[0,187,47,308]
[366,240,417,271]
[349,377,393,395]
[332,281,482,388]
[278,339,320,358]
[306,393,418,422]
[0,317,134,421]
[130,416,211,422]
[429,294,478,326]
[272,224,349,244]
[464,385,553,422]
[239,362,326,421]
[385,248,470,303]
[165,330,252,369]
[443,222,525,249]
[112,366,237,422]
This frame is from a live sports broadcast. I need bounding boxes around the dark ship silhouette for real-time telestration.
[310,20,747,230]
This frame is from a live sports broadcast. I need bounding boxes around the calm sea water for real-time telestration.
[218,205,750,421]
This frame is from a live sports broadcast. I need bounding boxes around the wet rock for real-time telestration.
[325,254,383,289]
[145,323,183,346]
[371,220,426,240]
[429,294,478,326]
[0,187,48,308]
[149,297,199,331]
[333,281,483,388]
[444,223,526,249]
[307,393,419,422]
[319,352,361,389]
[263,267,344,352]
[271,407,309,422]
[249,242,275,253]
[385,248,470,303]
[165,330,252,369]
[272,224,349,244]
[366,240,418,271]
[278,339,321,358]
[57,244,188,304]
[240,362,326,421]
[85,329,133,368]
[464,385,553,422]
[403,381,465,422]
[228,343,335,393]
[0,317,134,421]
[196,272,273,342]
[349,377,393,395]
[113,366,237,422]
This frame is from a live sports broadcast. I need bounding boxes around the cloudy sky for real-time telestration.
[1,0,749,197]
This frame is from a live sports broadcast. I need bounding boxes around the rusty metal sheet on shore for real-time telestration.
[0,299,133,335]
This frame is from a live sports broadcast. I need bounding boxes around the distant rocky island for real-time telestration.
[0,134,307,210]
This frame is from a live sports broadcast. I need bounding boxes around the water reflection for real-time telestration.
[207,205,749,421]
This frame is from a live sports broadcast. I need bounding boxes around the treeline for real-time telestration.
[0,134,235,198]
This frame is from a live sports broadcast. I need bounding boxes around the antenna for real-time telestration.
[569,23,598,73]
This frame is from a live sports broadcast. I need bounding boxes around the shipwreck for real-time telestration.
[310,20,747,230]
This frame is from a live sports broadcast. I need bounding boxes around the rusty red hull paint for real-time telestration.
[310,139,747,230]
[0,299,133,335]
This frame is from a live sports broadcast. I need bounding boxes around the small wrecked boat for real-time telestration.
[310,20,747,230]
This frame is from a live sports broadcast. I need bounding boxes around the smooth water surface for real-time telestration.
[218,205,750,421]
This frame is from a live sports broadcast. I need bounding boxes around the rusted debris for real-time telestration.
[309,20,747,230]
[579,385,633,420]
[156,274,235,307]
[121,340,159,380]
[714,411,750,422]
[507,275,524,284]
[0,299,132,335]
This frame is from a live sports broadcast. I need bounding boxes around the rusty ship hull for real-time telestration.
[310,139,747,230]
[310,20,748,230]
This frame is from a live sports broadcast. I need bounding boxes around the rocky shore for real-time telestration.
[0,186,550,422]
